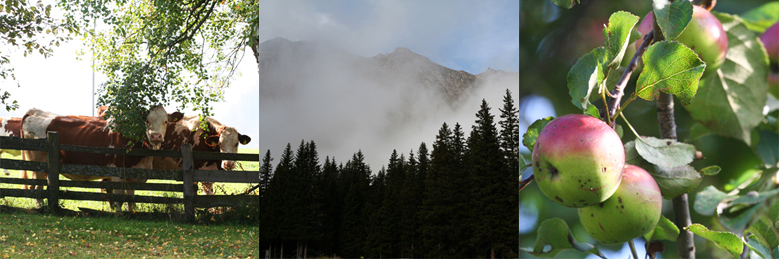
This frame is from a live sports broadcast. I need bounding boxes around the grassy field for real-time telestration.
[0,148,259,213]
[0,148,259,257]
[0,211,258,258]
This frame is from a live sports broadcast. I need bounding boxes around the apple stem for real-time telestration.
[619,112,641,139]
[519,173,534,192]
[628,239,639,259]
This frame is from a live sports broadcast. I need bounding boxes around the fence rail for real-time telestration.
[0,133,259,222]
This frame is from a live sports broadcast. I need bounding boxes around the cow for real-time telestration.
[152,115,252,195]
[0,117,23,157]
[21,106,184,211]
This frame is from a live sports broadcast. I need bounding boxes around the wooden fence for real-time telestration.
[0,132,259,222]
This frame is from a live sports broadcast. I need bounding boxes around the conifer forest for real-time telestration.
[260,89,519,258]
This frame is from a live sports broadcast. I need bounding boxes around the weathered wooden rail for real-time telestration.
[0,132,260,222]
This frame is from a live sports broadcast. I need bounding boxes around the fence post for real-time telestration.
[46,131,60,214]
[181,143,194,222]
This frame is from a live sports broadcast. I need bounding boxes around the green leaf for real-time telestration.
[585,104,601,120]
[746,216,779,251]
[603,11,640,69]
[651,164,702,199]
[693,186,732,216]
[682,12,770,146]
[522,117,554,154]
[635,136,697,168]
[720,204,761,234]
[636,40,705,105]
[699,165,721,176]
[520,155,529,174]
[549,0,579,9]
[745,234,773,259]
[644,215,680,242]
[521,218,605,258]
[755,130,779,168]
[568,47,606,111]
[725,168,762,191]
[686,223,744,258]
[741,2,779,33]
[730,188,779,207]
[652,0,693,40]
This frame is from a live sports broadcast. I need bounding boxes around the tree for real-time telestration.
[56,0,258,143]
[521,1,778,258]
[259,150,273,199]
[338,151,371,257]
[498,89,520,171]
[469,99,517,258]
[0,0,74,111]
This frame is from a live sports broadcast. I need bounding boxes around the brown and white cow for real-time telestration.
[0,117,23,157]
[21,106,184,211]
[153,115,252,195]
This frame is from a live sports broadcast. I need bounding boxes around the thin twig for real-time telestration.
[606,31,655,128]
[628,239,639,259]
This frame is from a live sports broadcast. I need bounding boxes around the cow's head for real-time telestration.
[145,106,184,150]
[205,126,251,170]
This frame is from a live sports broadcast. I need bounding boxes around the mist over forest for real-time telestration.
[259,37,519,171]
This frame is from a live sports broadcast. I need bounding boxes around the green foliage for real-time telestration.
[603,11,640,69]
[634,136,697,168]
[682,11,770,146]
[644,215,680,242]
[56,0,257,143]
[686,223,744,258]
[651,164,702,200]
[567,47,605,111]
[0,0,74,111]
[741,1,779,33]
[651,0,693,40]
[635,40,705,105]
[520,218,604,258]
[522,116,554,154]
[549,0,579,9]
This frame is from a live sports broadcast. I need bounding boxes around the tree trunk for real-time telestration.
[280,242,283,259]
[304,241,307,259]
[491,245,495,259]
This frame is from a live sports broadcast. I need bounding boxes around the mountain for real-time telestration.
[259,37,517,105]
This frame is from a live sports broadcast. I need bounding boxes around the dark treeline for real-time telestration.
[260,89,519,258]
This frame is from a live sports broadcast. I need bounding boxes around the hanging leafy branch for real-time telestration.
[56,0,257,143]
[0,0,75,111]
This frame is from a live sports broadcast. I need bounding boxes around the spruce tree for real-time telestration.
[469,99,517,258]
[338,151,371,257]
[259,150,274,254]
[498,88,520,175]
[419,122,461,257]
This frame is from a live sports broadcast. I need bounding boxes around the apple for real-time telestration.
[532,114,625,208]
[636,5,728,77]
[578,165,663,245]
[760,22,779,98]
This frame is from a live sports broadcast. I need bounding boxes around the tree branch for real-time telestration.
[652,14,695,259]
[606,31,655,123]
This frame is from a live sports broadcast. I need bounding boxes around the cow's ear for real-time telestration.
[205,135,220,147]
[239,135,251,145]
[169,112,184,122]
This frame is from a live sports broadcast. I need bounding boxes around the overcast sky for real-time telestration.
[260,0,520,74]
[260,0,520,170]
[0,4,259,150]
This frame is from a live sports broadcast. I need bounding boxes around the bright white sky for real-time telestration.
[0,3,259,150]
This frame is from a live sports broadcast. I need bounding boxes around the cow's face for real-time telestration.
[145,106,184,150]
[212,127,251,170]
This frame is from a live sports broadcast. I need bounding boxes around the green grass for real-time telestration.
[0,211,258,258]
[0,149,259,213]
